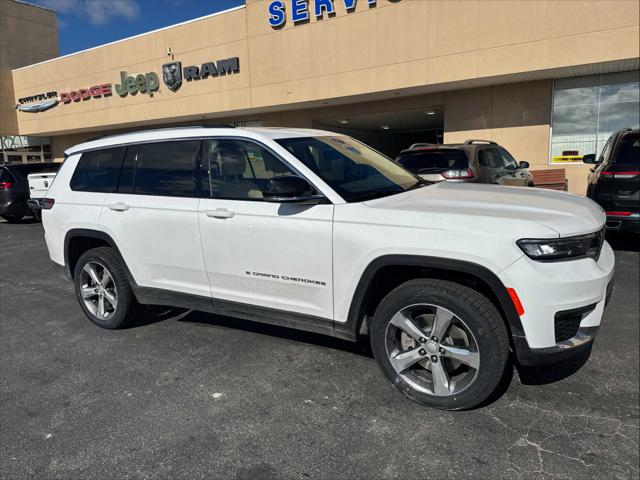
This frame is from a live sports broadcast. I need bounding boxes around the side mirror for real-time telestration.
[518,161,530,169]
[582,154,597,164]
[262,176,323,204]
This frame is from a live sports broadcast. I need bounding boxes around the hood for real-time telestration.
[364,182,605,237]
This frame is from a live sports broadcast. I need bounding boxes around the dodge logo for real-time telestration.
[162,61,182,92]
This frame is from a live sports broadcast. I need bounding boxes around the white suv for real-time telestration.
[43,127,615,410]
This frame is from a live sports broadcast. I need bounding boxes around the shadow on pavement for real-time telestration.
[516,345,592,385]
[139,307,374,358]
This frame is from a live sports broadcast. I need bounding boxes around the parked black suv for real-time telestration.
[584,128,639,233]
[395,140,533,187]
[0,163,60,222]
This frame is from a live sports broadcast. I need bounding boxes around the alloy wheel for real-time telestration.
[79,261,118,320]
[384,303,480,396]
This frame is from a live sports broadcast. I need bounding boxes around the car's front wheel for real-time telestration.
[370,279,509,410]
[73,247,140,329]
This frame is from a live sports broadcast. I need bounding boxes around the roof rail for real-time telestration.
[409,142,437,149]
[463,139,497,145]
[87,124,235,142]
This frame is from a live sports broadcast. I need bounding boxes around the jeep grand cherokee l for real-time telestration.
[42,127,614,410]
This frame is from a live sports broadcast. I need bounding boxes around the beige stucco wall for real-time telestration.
[0,0,58,135]
[10,0,639,137]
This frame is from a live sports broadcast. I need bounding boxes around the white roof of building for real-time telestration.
[64,126,341,156]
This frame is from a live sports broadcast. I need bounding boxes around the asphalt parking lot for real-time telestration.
[1,220,638,480]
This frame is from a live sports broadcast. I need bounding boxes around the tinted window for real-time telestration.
[614,134,640,165]
[276,136,419,202]
[498,148,518,170]
[70,147,125,192]
[206,139,296,200]
[478,149,503,169]
[116,146,137,194]
[396,150,468,173]
[134,141,202,197]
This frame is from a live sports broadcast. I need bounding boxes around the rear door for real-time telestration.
[101,140,211,298]
[197,138,334,320]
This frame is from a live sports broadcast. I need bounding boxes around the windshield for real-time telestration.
[275,136,421,202]
[396,149,468,173]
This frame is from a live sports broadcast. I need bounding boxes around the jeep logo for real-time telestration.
[115,71,159,97]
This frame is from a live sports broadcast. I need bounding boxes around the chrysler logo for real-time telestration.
[162,61,182,92]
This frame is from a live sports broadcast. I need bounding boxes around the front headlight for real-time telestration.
[517,230,605,262]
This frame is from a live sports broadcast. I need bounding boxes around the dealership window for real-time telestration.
[1,135,52,164]
[550,71,639,164]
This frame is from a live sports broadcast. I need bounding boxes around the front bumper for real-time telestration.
[501,241,615,366]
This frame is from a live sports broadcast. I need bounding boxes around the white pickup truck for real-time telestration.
[27,171,57,221]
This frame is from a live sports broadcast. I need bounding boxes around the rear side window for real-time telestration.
[396,150,468,173]
[134,141,202,197]
[70,147,125,192]
[614,134,640,165]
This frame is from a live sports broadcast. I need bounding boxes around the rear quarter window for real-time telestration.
[396,150,469,173]
[614,134,640,166]
[70,147,125,192]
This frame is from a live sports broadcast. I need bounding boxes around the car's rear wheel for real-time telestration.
[1,214,23,222]
[370,279,509,410]
[73,247,140,329]
[33,210,42,222]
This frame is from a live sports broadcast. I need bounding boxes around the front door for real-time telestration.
[198,138,334,320]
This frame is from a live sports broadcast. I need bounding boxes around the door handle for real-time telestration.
[108,202,130,212]
[205,208,235,219]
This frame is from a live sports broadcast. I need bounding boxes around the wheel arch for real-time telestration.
[64,229,136,285]
[341,255,525,345]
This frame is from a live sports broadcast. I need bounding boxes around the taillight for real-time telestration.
[0,181,13,190]
[606,211,632,217]
[442,168,475,179]
[42,198,55,210]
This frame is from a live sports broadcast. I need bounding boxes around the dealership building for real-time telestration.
[1,0,639,193]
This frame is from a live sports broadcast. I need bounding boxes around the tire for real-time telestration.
[370,279,509,410]
[73,246,140,329]
[33,210,42,222]
[1,214,23,222]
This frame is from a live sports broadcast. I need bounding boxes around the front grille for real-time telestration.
[554,303,597,343]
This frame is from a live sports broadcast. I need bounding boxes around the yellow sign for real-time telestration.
[552,155,583,163]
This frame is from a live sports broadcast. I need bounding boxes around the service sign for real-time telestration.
[267,0,399,28]
[15,57,240,113]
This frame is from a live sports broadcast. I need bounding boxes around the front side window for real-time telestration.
[498,148,518,170]
[276,136,419,202]
[70,147,125,192]
[206,139,297,200]
[134,141,202,197]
